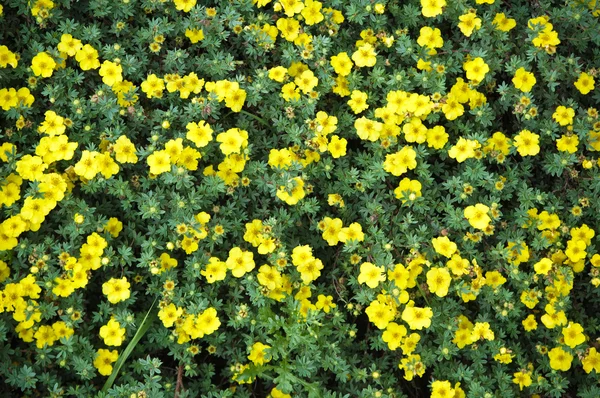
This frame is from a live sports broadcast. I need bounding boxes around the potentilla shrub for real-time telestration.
[1,0,600,397]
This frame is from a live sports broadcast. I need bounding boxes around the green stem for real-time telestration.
[415,283,431,307]
[225,110,269,127]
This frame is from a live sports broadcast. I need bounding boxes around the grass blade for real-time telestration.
[101,298,158,393]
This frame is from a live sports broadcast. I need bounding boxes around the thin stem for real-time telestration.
[224,110,269,127]
[416,282,431,307]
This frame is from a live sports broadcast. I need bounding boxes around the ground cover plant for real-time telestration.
[1,0,600,396]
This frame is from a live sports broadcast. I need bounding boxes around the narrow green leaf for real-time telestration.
[101,298,158,393]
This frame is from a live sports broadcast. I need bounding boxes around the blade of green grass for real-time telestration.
[101,298,158,393]
[239,110,269,126]
[224,110,269,127]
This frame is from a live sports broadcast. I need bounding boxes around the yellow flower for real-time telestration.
[420,0,446,18]
[75,44,100,70]
[382,322,407,350]
[34,325,57,349]
[100,219,121,239]
[38,110,66,136]
[73,150,100,180]
[453,318,474,349]
[485,271,506,288]
[492,13,516,32]
[291,245,313,267]
[296,257,323,284]
[338,222,364,243]
[512,370,532,391]
[257,265,282,290]
[301,0,324,25]
[582,347,600,374]
[158,303,183,328]
[185,28,204,43]
[0,45,18,68]
[533,258,553,275]
[401,304,433,330]
[224,88,246,112]
[216,128,247,155]
[57,34,82,57]
[562,322,585,348]
[327,193,345,208]
[357,262,386,289]
[552,105,575,126]
[571,224,595,245]
[464,203,491,230]
[113,135,138,163]
[556,134,579,154]
[280,81,300,101]
[374,3,385,13]
[541,304,567,329]
[383,146,417,176]
[173,0,197,12]
[141,74,165,98]
[513,129,540,156]
[355,116,382,141]
[99,60,123,87]
[184,120,212,149]
[102,277,131,304]
[280,0,304,16]
[472,322,494,341]
[426,126,449,149]
[430,380,455,398]
[295,70,318,94]
[31,52,56,78]
[431,236,457,258]
[417,26,443,49]
[574,72,595,95]
[267,148,292,170]
[394,178,422,204]
[321,217,343,245]
[268,66,288,82]
[347,90,369,113]
[200,257,227,283]
[196,307,221,336]
[147,150,171,175]
[94,349,119,376]
[442,97,464,120]
[96,152,120,179]
[512,68,536,92]
[270,388,291,398]
[99,319,126,346]
[327,135,347,158]
[565,239,587,263]
[404,117,428,143]
[330,52,353,76]
[448,137,478,162]
[447,254,469,276]
[548,346,573,371]
[416,58,432,71]
[532,26,560,48]
[463,57,489,83]
[351,44,377,67]
[365,300,395,329]
[276,17,300,42]
[248,342,271,365]
[276,177,306,205]
[426,267,451,297]
[225,247,255,278]
[458,12,482,37]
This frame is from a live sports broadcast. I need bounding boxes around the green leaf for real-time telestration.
[101,298,158,393]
